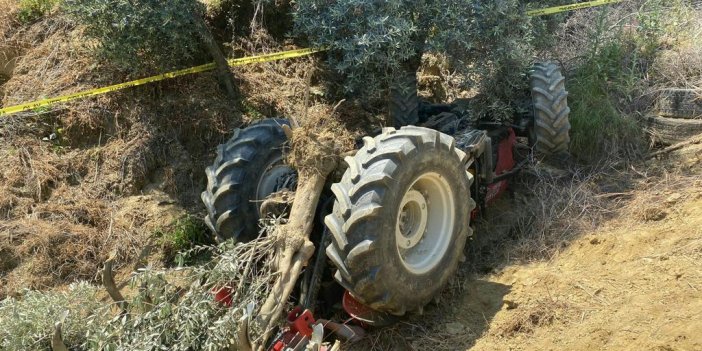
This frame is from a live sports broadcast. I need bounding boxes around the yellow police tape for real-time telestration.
[0,0,626,117]
[527,0,624,17]
[0,47,324,117]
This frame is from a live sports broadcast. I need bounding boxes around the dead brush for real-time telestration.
[620,167,702,224]
[0,0,20,76]
[0,0,18,39]
[508,164,611,262]
[648,4,702,90]
[0,211,147,297]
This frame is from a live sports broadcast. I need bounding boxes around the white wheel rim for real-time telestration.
[395,172,455,274]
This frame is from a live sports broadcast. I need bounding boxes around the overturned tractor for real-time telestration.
[201,62,570,348]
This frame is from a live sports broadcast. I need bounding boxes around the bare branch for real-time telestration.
[102,253,128,312]
[236,313,253,351]
[51,311,69,351]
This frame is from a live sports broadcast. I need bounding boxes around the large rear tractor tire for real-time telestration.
[655,88,702,119]
[201,118,295,243]
[325,126,475,315]
[530,62,571,156]
[647,115,702,145]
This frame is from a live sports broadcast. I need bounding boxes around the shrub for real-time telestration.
[561,0,696,161]
[17,0,59,23]
[0,282,106,351]
[86,238,277,350]
[62,0,208,75]
[293,0,535,98]
[0,238,277,351]
[567,39,645,161]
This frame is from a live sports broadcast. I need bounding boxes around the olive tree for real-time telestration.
[63,0,236,97]
[293,0,535,106]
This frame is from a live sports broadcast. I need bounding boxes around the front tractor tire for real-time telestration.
[325,126,475,315]
[201,119,294,243]
[530,62,571,156]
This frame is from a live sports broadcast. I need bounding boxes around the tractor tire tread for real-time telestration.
[530,62,571,156]
[201,118,290,243]
[325,126,474,315]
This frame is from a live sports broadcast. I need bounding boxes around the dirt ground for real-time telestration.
[473,185,702,349]
[2,3,702,350]
[349,144,702,351]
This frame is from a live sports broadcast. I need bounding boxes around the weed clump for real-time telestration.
[17,0,58,24]
[156,215,212,264]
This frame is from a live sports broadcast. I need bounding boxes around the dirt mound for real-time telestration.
[0,14,339,297]
[470,177,702,350]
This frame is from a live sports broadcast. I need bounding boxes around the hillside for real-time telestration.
[1,0,702,350]
[343,144,702,351]
[472,148,702,350]
[472,179,702,350]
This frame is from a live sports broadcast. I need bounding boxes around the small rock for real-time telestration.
[664,193,682,205]
[641,207,668,221]
[444,322,465,335]
[503,300,518,310]
[590,237,601,245]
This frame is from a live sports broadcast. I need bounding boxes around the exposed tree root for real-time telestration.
[649,133,702,158]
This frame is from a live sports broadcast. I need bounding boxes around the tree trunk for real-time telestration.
[190,13,238,101]
[253,168,333,350]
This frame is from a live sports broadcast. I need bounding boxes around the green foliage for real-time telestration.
[241,100,265,120]
[0,282,106,351]
[568,47,644,161]
[566,0,693,161]
[156,216,211,263]
[62,0,207,75]
[0,238,277,351]
[87,239,276,350]
[293,0,536,97]
[17,0,59,23]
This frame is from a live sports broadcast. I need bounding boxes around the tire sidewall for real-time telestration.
[371,144,470,308]
[244,149,288,225]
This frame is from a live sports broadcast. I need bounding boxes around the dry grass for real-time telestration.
[621,166,702,225]
[506,165,612,262]
[288,104,359,175]
[0,0,19,94]
[463,161,619,272]
[231,30,324,122]
[648,5,702,90]
[0,12,356,301]
[492,299,572,337]
[0,14,223,297]
[0,0,18,45]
